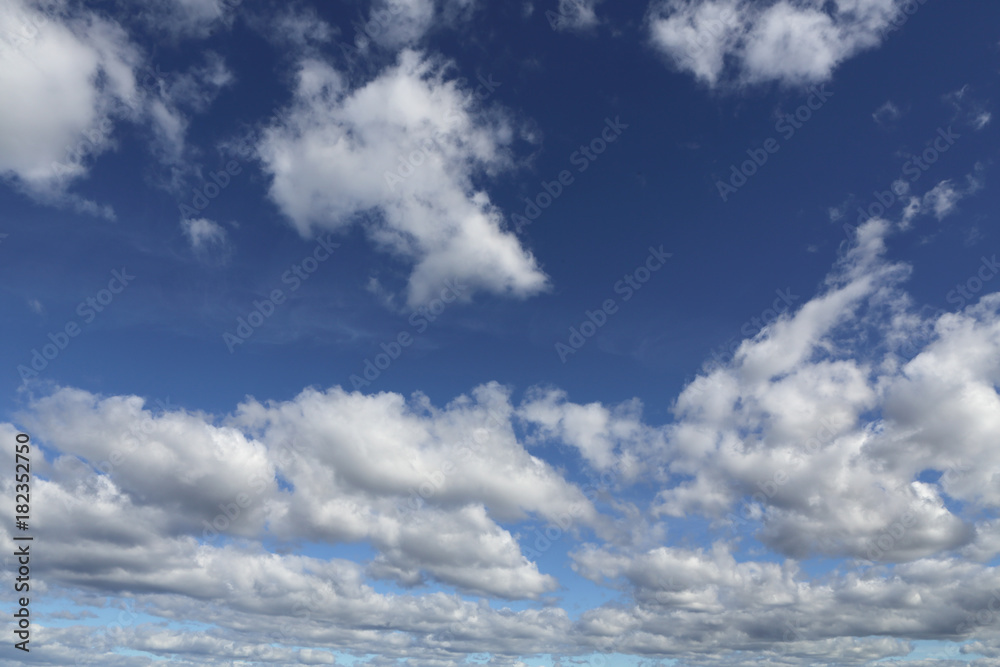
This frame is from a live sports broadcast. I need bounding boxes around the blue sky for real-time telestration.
[1,0,1000,665]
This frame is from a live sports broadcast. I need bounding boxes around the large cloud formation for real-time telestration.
[5,199,1000,663]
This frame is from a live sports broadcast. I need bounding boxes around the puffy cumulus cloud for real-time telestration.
[364,0,436,48]
[646,0,745,86]
[644,217,992,562]
[0,1,233,211]
[20,387,278,538]
[0,505,575,663]
[367,504,558,598]
[10,195,1000,662]
[9,382,600,600]
[256,49,549,307]
[232,382,604,596]
[569,540,1000,659]
[647,0,907,88]
[0,0,140,213]
[870,296,1000,507]
[518,387,659,475]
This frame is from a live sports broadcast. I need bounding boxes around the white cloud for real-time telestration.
[181,217,228,250]
[26,297,43,314]
[922,180,961,220]
[644,217,999,563]
[0,2,233,211]
[571,540,1000,657]
[358,0,479,49]
[873,100,901,125]
[257,49,549,307]
[17,382,599,601]
[181,217,231,263]
[135,0,234,39]
[0,0,141,214]
[258,5,335,51]
[901,170,985,225]
[550,0,602,32]
[161,51,233,112]
[9,211,1000,659]
[6,154,1000,662]
[648,0,906,87]
[143,52,234,171]
[945,84,992,131]
[519,388,655,474]
[365,0,436,48]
